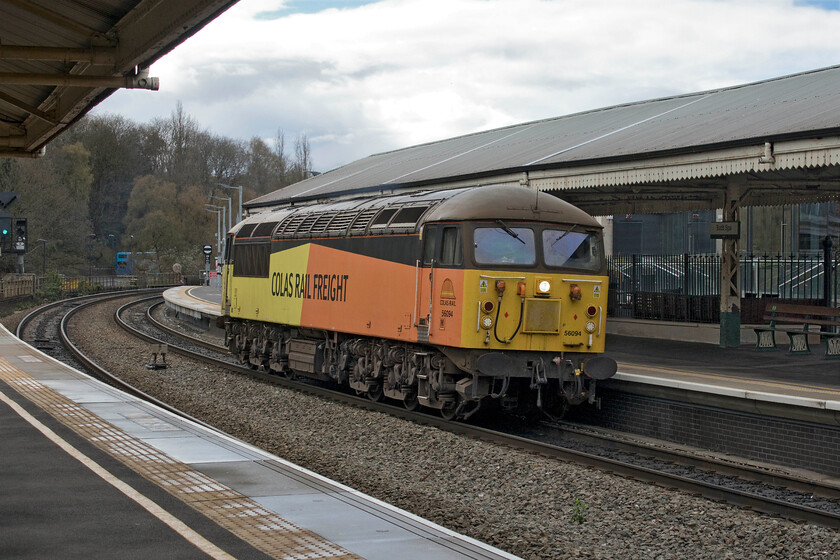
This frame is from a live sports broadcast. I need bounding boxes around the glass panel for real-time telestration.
[371,208,397,227]
[391,206,429,225]
[232,243,271,277]
[474,227,535,266]
[440,226,462,265]
[543,229,601,271]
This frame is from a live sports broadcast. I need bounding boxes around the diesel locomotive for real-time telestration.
[221,185,616,420]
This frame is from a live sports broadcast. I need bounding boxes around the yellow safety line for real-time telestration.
[0,354,361,560]
[0,387,237,560]
[184,287,218,305]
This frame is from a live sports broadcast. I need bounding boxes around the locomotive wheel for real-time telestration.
[367,383,383,402]
[440,400,459,421]
[403,391,419,411]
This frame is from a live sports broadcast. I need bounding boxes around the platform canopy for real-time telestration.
[0,0,239,158]
[247,66,840,217]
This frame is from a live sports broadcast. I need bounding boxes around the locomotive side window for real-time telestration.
[543,229,601,271]
[371,208,398,228]
[473,226,536,266]
[232,243,270,277]
[440,226,462,266]
[422,225,438,265]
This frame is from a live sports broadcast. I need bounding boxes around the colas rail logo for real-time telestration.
[271,272,350,302]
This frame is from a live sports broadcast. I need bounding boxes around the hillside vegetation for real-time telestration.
[0,102,311,277]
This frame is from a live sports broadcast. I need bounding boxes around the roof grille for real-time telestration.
[348,208,379,233]
[277,214,307,236]
[327,211,358,235]
[308,212,336,236]
[294,213,320,236]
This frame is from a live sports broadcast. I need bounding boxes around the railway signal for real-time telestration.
[0,214,11,254]
[13,218,27,254]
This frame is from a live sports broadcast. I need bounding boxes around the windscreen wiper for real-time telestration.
[551,224,579,247]
[496,219,525,244]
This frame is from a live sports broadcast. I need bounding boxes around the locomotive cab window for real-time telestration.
[224,234,234,264]
[473,225,536,266]
[422,225,462,266]
[422,225,438,265]
[440,226,462,266]
[543,229,602,271]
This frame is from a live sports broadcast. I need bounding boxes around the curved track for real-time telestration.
[20,291,840,530]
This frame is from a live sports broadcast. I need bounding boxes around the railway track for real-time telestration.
[18,291,840,530]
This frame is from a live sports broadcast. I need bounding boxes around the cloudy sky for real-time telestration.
[93,0,840,172]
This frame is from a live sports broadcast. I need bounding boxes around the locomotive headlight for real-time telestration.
[482,300,495,314]
[536,278,552,296]
[480,316,494,330]
[585,320,596,333]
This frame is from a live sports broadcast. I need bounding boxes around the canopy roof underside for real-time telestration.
[0,0,239,158]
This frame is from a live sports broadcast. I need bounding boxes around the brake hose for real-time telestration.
[494,296,524,344]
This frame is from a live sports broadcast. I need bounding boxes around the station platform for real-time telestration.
[163,285,222,330]
[163,286,840,418]
[0,324,519,560]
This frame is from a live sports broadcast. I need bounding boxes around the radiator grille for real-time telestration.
[523,298,561,333]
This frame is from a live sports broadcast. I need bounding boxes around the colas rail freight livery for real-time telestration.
[221,185,617,420]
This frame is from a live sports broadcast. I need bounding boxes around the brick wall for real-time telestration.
[572,389,840,477]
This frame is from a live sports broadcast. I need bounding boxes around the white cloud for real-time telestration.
[94,0,840,171]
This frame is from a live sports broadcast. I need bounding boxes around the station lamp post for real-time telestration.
[210,195,232,232]
[217,183,243,225]
[205,205,225,255]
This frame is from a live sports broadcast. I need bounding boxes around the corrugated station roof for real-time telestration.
[0,0,239,157]
[247,65,840,214]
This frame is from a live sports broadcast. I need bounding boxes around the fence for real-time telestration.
[608,253,839,324]
[0,272,183,302]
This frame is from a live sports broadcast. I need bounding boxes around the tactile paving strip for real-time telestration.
[0,357,360,560]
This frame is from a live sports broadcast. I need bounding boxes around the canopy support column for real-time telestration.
[719,183,743,347]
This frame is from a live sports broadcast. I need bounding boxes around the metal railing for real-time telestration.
[608,253,839,323]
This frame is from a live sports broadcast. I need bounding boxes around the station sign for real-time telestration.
[709,221,740,239]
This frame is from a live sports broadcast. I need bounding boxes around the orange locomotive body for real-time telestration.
[222,185,616,419]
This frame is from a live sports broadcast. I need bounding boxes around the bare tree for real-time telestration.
[292,132,313,182]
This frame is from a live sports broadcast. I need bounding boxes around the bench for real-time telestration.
[754,303,840,358]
